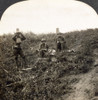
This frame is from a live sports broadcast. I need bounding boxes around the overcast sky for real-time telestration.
[0,0,98,35]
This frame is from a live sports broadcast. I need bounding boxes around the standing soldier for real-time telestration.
[39,38,49,58]
[12,28,26,67]
[56,33,66,52]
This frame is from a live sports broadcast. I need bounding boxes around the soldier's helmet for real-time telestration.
[57,32,63,37]
[15,28,21,35]
[41,38,46,42]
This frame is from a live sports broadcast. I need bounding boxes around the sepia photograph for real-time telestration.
[0,0,98,100]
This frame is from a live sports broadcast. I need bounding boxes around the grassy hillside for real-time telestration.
[0,29,98,100]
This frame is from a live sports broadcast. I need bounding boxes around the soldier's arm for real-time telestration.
[55,38,57,44]
[61,36,65,41]
[12,35,16,41]
[46,44,49,50]
[39,43,42,50]
[20,33,26,40]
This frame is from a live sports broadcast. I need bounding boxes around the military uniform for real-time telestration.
[12,31,26,66]
[13,32,26,44]
[56,35,65,51]
[39,39,49,58]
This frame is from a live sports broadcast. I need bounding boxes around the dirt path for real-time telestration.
[63,67,98,100]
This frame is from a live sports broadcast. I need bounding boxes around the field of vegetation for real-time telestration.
[0,29,98,100]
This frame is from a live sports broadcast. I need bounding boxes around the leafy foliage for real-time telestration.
[0,29,98,100]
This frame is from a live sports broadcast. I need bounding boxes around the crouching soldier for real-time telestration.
[12,28,26,67]
[39,38,49,58]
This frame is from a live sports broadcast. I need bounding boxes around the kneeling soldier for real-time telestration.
[39,38,49,58]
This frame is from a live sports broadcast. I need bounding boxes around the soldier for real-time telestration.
[12,28,26,67]
[56,33,66,52]
[39,38,49,58]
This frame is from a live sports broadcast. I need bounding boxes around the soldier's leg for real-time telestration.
[13,49,19,67]
[57,42,61,52]
[19,49,27,65]
[40,50,45,58]
[57,43,60,52]
[15,55,19,67]
[59,43,61,51]
[61,42,65,51]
